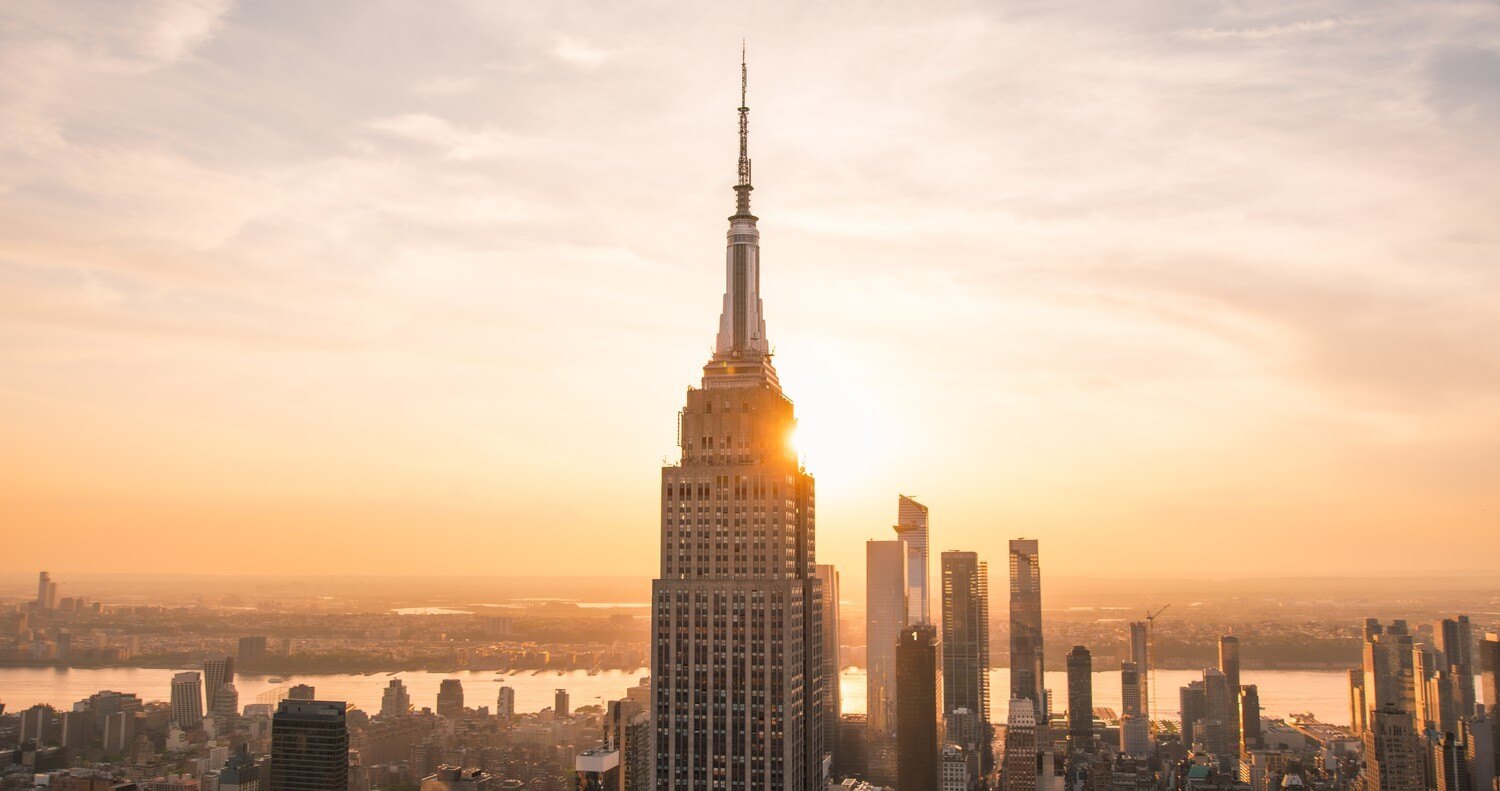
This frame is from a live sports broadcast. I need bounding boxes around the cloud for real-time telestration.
[414,75,478,96]
[365,113,531,161]
[1173,18,1346,41]
[553,35,607,68]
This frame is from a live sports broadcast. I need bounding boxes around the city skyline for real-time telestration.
[3,1,1499,581]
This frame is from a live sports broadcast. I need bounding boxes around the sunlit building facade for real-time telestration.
[650,57,823,791]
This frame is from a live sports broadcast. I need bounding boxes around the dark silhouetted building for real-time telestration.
[1066,646,1093,754]
[436,680,463,718]
[896,625,943,791]
[270,700,348,791]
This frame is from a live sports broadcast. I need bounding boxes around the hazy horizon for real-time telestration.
[3,1,1497,580]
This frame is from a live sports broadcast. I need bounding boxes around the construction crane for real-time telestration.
[1146,603,1171,733]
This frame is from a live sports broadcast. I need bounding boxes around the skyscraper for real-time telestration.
[171,671,204,729]
[1066,646,1094,754]
[1239,685,1262,752]
[1363,705,1425,791]
[1180,680,1206,747]
[1129,621,1151,724]
[940,551,991,774]
[1120,661,1148,756]
[37,571,51,610]
[238,636,269,661]
[866,537,909,783]
[380,679,410,719]
[1350,668,1369,734]
[555,689,570,718]
[212,683,240,722]
[1218,636,1242,760]
[1003,699,1039,791]
[607,696,653,791]
[813,564,842,773]
[650,54,822,791]
[577,748,622,791]
[1436,616,1476,719]
[205,655,236,708]
[894,495,931,624]
[436,680,463,718]
[270,699,348,791]
[1009,540,1045,727]
[896,625,944,791]
[1201,668,1233,764]
[495,686,514,722]
[1364,621,1417,729]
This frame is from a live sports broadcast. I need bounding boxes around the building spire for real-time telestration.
[735,41,753,216]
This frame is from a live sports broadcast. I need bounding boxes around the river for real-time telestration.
[0,666,1351,725]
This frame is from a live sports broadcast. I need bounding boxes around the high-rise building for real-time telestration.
[221,745,259,791]
[238,636,269,661]
[867,537,909,783]
[813,564,842,773]
[205,656,236,707]
[1121,662,1142,719]
[1129,622,1151,724]
[1201,668,1233,764]
[1066,646,1094,754]
[940,551,991,773]
[1350,668,1369,734]
[576,747,621,791]
[436,680,464,718]
[1003,699,1039,791]
[1218,636,1242,758]
[606,696,652,791]
[103,711,139,753]
[1436,616,1476,718]
[1481,634,1500,783]
[1009,540,1045,729]
[894,495,931,625]
[555,689,570,718]
[171,671,205,729]
[380,680,410,719]
[1433,731,1472,791]
[288,684,316,701]
[212,683,240,722]
[1120,662,1148,755]
[1363,705,1425,791]
[1239,685,1262,753]
[495,686,514,722]
[1364,621,1417,725]
[1180,681,1206,748]
[37,571,53,610]
[270,699,348,791]
[939,744,969,791]
[1461,713,1494,791]
[649,55,822,791]
[896,624,944,791]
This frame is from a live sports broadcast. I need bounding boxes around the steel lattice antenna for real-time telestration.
[734,41,753,215]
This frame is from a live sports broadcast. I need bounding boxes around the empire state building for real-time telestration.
[651,57,825,791]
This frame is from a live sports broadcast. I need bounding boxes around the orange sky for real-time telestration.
[2,1,1498,580]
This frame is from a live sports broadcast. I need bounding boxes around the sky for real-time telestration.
[2,0,1497,583]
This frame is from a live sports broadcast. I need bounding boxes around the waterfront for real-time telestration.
[0,666,1351,726]
[842,668,1354,726]
[0,667,649,715]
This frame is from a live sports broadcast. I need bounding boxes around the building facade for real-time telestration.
[269,700,349,791]
[650,57,823,791]
[894,496,931,625]
[1009,540,1045,729]
[940,550,991,775]
[896,625,944,791]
